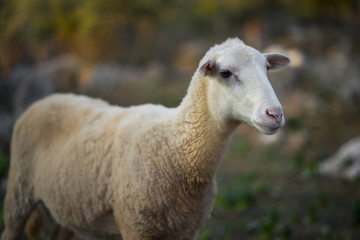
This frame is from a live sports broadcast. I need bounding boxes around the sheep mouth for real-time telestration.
[253,121,281,134]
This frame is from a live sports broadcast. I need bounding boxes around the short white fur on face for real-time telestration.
[200,38,290,134]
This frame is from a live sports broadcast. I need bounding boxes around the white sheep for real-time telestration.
[1,38,290,240]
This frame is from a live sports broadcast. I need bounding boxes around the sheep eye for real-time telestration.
[266,63,270,71]
[220,69,232,78]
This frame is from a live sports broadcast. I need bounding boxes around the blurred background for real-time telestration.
[1,0,360,239]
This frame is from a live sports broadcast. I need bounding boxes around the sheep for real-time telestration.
[1,37,290,240]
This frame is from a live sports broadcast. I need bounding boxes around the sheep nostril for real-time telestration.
[266,109,283,123]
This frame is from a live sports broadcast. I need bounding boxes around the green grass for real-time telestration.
[215,174,259,212]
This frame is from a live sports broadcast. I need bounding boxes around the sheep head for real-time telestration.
[199,38,290,135]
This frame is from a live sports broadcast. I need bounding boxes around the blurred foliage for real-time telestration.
[0,150,9,179]
[1,0,360,239]
[0,0,359,68]
[354,198,360,225]
[216,174,259,212]
[279,0,359,20]
[0,149,9,230]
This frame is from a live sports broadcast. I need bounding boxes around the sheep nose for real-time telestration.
[266,108,283,123]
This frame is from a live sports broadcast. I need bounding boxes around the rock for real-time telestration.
[319,136,360,180]
[304,48,360,102]
[0,54,83,150]
[87,62,166,89]
[0,111,15,150]
[13,54,82,116]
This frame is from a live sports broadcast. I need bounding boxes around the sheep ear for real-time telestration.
[264,53,290,70]
[200,59,215,77]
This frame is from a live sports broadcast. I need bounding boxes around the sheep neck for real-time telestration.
[176,73,239,188]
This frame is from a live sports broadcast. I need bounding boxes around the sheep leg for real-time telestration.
[48,224,75,240]
[1,178,36,240]
[114,221,138,240]
[112,211,138,240]
[117,229,138,240]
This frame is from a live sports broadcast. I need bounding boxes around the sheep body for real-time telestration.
[1,38,290,240]
[4,92,224,239]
